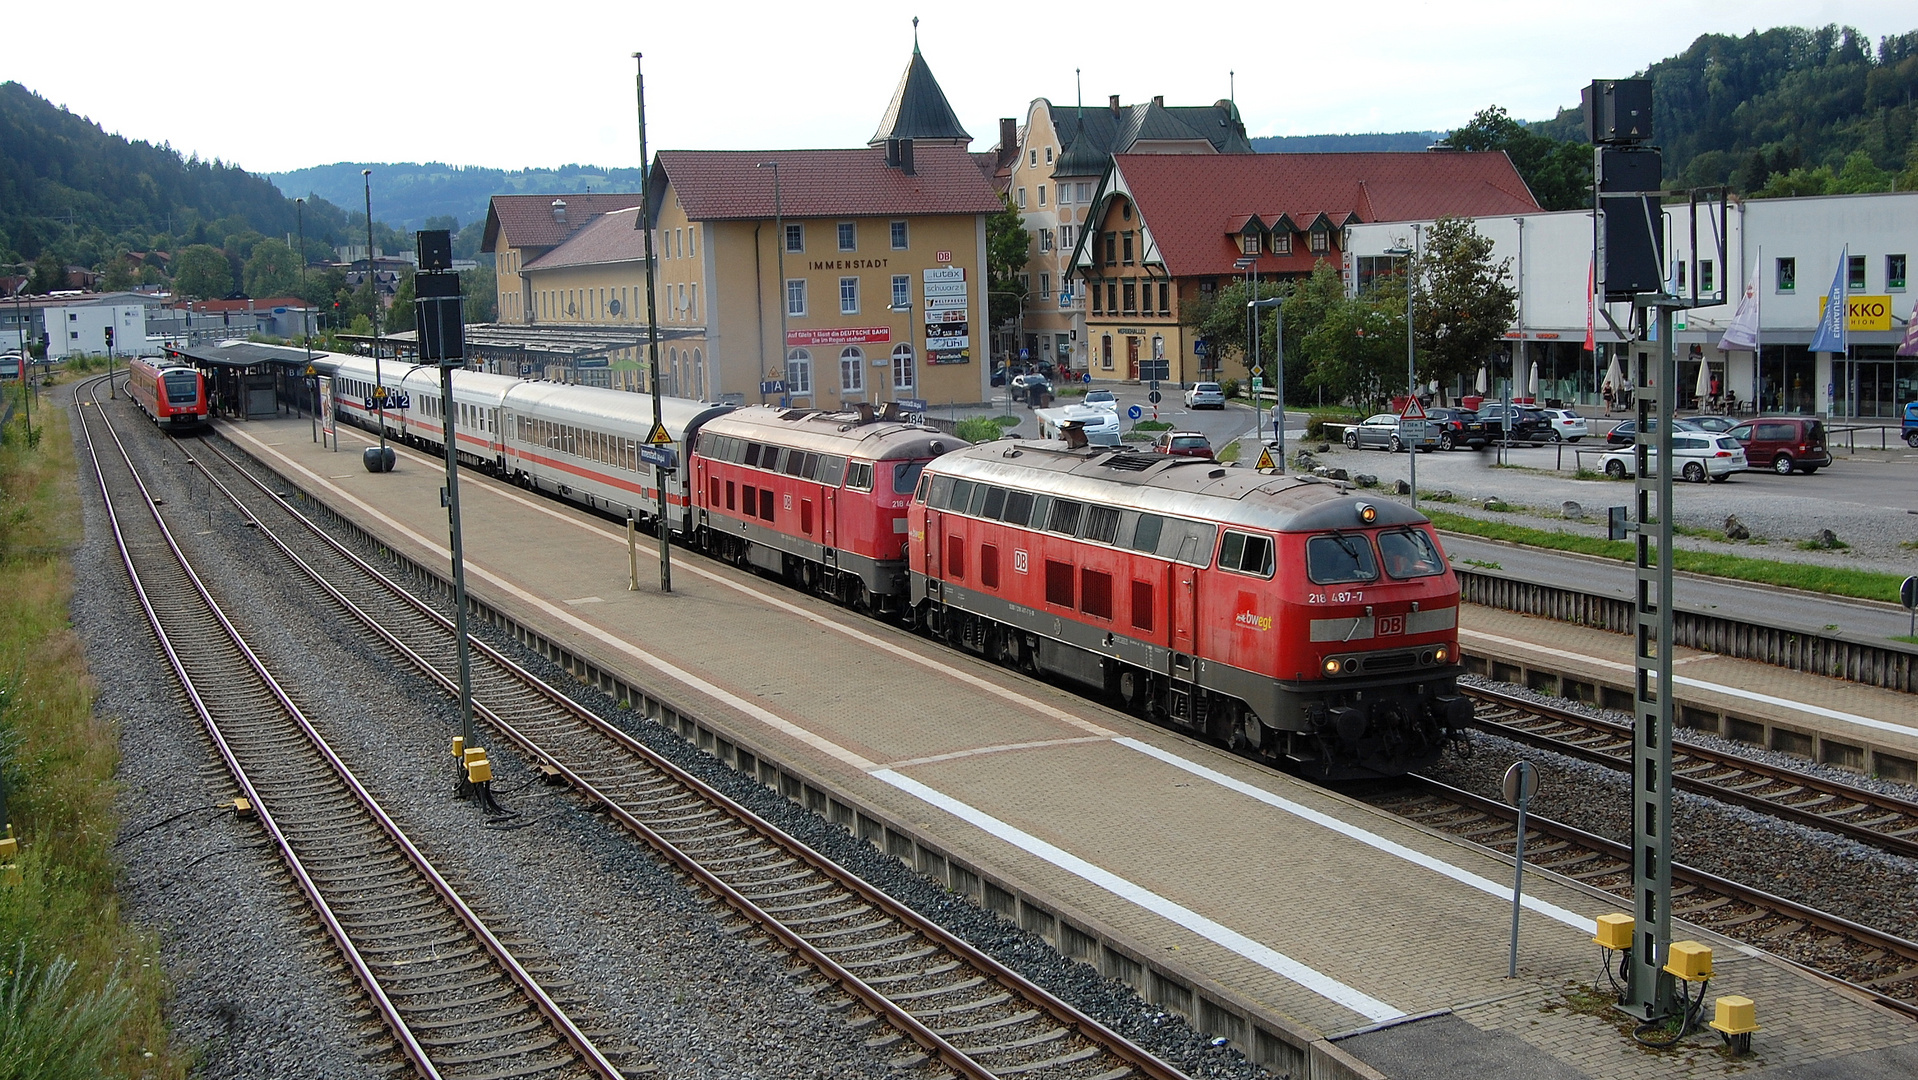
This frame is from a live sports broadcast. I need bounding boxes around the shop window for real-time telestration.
[1775,257,1795,292]
[1889,254,1907,290]
[1848,254,1866,290]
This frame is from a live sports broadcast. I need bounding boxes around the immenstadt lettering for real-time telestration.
[809,259,890,270]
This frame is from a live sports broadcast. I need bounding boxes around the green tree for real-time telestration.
[986,194,1029,331]
[1443,106,1592,211]
[242,238,300,298]
[99,250,137,292]
[460,264,497,323]
[385,273,416,333]
[1179,276,1286,378]
[27,252,64,293]
[1410,216,1517,398]
[172,243,232,298]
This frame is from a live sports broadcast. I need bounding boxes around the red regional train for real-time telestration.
[905,436,1471,779]
[127,355,208,432]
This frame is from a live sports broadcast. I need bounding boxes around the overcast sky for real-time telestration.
[7,2,1912,175]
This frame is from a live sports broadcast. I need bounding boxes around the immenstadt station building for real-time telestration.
[483,39,1003,411]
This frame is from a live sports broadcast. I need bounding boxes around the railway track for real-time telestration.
[186,422,1187,1080]
[1368,775,1918,1020]
[78,380,626,1080]
[1462,685,1918,861]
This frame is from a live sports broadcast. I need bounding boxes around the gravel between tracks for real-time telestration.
[1427,674,1918,943]
[80,396,1269,1079]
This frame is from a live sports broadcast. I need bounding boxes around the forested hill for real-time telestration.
[271,162,648,233]
[0,81,362,269]
[1250,132,1441,154]
[1527,24,1918,192]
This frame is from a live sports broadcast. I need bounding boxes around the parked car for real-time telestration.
[1905,401,1918,448]
[1083,388,1118,411]
[0,353,19,381]
[1474,402,1553,445]
[1344,413,1440,453]
[1010,373,1052,394]
[1152,430,1214,458]
[1726,416,1831,474]
[1604,417,1706,446]
[1183,382,1226,409]
[1536,408,1589,442]
[1601,433,1748,482]
[1425,407,1489,450]
[1678,414,1738,433]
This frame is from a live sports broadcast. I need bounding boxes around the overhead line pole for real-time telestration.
[635,52,670,593]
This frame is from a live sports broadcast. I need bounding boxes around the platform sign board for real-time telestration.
[898,397,928,423]
[760,379,788,395]
[639,445,676,470]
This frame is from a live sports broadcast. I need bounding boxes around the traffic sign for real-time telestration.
[1020,348,1030,359]
[1251,377,1263,392]
[1399,396,1428,422]
[639,445,676,470]
[1126,404,1143,420]
[1502,760,1539,805]
[1249,366,1263,379]
[645,422,673,445]
[1255,447,1276,470]
[1081,371,1091,384]
[1147,390,1162,404]
[1902,575,1918,610]
[304,365,317,377]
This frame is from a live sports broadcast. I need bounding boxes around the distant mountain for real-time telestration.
[270,162,648,233]
[1251,132,1443,154]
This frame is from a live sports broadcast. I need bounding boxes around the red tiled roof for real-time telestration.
[523,207,649,271]
[1112,152,1539,277]
[654,146,1003,221]
[483,193,644,254]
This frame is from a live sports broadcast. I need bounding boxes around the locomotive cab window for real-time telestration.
[820,455,846,487]
[1379,529,1444,579]
[980,486,1007,520]
[1001,490,1035,526]
[1307,533,1380,584]
[892,460,927,494]
[1219,532,1275,578]
[846,462,874,492]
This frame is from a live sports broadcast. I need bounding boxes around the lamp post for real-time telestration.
[1250,296,1284,465]
[636,52,671,593]
[298,198,315,436]
[362,169,391,468]
[758,161,785,405]
[1384,241,1418,509]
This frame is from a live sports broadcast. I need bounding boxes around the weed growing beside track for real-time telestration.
[0,395,184,1078]
[1423,508,1907,604]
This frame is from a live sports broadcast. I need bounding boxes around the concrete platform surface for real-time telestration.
[214,416,1918,1079]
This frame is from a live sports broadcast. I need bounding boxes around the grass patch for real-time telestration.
[1672,523,1730,543]
[0,402,186,1078]
[1424,507,1906,602]
[1216,440,1241,463]
[1132,420,1172,432]
[1573,468,1607,480]
[1797,537,1852,551]
[989,414,1022,426]
[955,416,1005,443]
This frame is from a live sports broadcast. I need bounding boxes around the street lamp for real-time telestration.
[758,161,785,405]
[1249,296,1284,467]
[362,169,392,469]
[298,197,315,437]
[1384,241,1418,509]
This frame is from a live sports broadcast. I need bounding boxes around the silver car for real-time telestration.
[1345,413,1439,453]
[1601,433,1748,482]
[1183,382,1226,409]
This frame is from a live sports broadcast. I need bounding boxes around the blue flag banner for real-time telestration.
[1808,249,1848,354]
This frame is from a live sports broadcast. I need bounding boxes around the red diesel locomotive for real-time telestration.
[690,403,952,610]
[907,438,1472,779]
[127,355,208,431]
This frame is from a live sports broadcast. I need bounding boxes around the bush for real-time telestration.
[1306,411,1363,439]
[0,947,135,1079]
[1220,378,1241,399]
[955,416,1005,443]
[1133,419,1173,432]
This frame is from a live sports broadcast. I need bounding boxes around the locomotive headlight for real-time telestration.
[1357,503,1378,524]
[1324,658,1342,675]
[1434,645,1449,663]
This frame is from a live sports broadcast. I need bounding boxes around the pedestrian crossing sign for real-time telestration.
[1256,447,1276,471]
[646,422,673,445]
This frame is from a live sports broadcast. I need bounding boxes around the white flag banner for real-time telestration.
[1717,284,1760,352]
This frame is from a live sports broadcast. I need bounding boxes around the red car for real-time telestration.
[1153,431,1214,458]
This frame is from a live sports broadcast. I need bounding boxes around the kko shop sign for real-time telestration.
[1816,294,1895,332]
[786,326,892,347]
[926,308,968,324]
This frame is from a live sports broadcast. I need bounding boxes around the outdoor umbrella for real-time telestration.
[1528,361,1540,398]
[1695,357,1712,404]
[1603,356,1624,395]
[1475,366,1488,394]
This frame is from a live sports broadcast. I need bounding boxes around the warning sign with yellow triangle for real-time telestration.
[1255,447,1276,471]
[645,422,673,445]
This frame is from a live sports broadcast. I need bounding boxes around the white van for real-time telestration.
[1035,404,1122,447]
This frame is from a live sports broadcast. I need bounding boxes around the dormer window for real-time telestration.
[1240,233,1262,256]
[1273,233,1292,255]
[1310,230,1329,254]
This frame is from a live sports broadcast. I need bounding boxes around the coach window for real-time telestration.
[967,482,992,517]
[947,479,974,511]
[1129,514,1164,553]
[1379,529,1444,578]
[1219,531,1275,578]
[1306,533,1379,584]
[979,485,1007,520]
[819,455,846,487]
[926,474,953,507]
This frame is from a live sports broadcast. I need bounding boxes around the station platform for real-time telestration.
[217,415,1918,1079]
